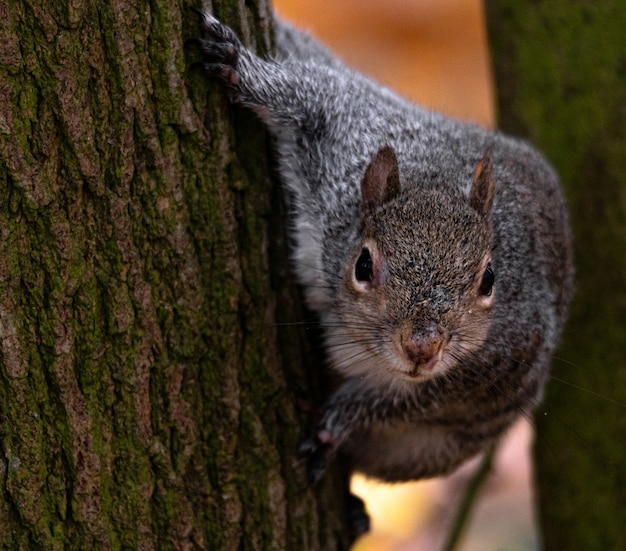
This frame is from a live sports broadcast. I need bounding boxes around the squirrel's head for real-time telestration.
[327,146,497,384]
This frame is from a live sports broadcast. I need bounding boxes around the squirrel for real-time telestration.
[191,11,574,486]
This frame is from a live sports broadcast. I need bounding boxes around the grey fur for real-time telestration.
[194,12,574,483]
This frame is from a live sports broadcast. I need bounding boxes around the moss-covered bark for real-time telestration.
[486,2,626,549]
[0,1,348,549]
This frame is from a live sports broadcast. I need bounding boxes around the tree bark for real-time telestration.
[486,2,626,549]
[0,1,348,549]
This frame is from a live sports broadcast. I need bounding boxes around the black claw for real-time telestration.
[346,493,370,537]
[190,62,239,86]
[188,61,217,74]
[188,6,204,18]
[196,40,238,65]
[184,37,201,50]
[190,9,240,45]
[307,454,328,485]
[306,442,333,484]
[188,6,215,33]
[298,435,333,484]
[298,437,317,459]
[188,9,241,89]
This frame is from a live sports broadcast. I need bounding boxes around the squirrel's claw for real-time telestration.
[299,430,338,484]
[190,10,245,96]
[190,8,242,48]
[300,440,334,485]
[192,39,239,66]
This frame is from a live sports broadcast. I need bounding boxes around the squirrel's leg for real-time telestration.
[300,379,412,483]
[192,11,335,132]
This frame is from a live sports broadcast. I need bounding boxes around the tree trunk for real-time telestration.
[0,1,349,549]
[486,2,626,549]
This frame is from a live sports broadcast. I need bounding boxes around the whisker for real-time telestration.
[445,347,563,465]
[448,337,621,470]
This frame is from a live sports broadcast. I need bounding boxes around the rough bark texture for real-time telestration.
[486,2,626,549]
[0,1,348,549]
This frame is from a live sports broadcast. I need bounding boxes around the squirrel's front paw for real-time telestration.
[189,9,242,89]
[299,427,338,484]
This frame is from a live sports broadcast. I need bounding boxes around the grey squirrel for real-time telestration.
[192,11,574,484]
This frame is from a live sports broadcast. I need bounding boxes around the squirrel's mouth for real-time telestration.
[403,346,445,380]
[408,347,444,376]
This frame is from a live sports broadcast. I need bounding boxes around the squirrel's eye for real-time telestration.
[478,263,495,296]
[355,248,374,282]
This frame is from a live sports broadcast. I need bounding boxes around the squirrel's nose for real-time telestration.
[402,323,445,369]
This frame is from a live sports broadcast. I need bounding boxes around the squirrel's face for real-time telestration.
[317,146,498,385]
[325,187,496,384]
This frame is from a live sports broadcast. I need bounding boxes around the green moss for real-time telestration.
[0,1,350,548]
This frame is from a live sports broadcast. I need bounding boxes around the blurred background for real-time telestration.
[273,1,537,549]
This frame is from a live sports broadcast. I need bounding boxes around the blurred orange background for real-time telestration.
[273,1,536,550]
[274,0,494,127]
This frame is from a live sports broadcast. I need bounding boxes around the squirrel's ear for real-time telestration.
[469,147,496,217]
[361,146,400,212]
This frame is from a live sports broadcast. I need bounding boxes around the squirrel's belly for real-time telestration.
[343,417,510,482]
